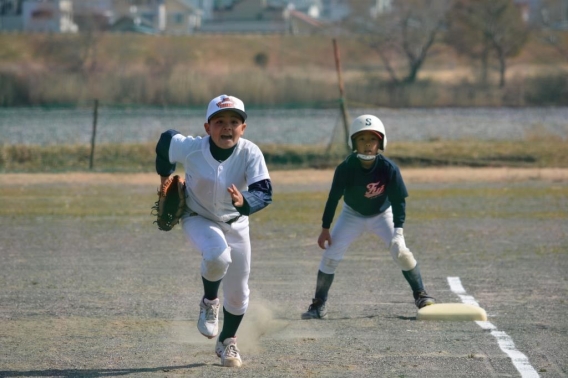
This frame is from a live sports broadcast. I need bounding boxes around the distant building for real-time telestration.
[0,0,356,34]
[72,0,114,31]
[22,0,78,33]
[536,0,568,29]
[0,0,24,30]
[370,0,391,18]
[111,0,205,34]
[196,0,329,34]
[110,14,156,34]
[320,0,349,22]
[265,0,322,16]
[515,0,541,24]
[512,0,568,28]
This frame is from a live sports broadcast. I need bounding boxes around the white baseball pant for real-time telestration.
[182,214,250,316]
[319,204,398,274]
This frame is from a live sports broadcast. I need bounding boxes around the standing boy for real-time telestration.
[301,114,435,319]
[155,95,272,367]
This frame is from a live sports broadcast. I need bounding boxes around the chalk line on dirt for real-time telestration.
[447,276,540,378]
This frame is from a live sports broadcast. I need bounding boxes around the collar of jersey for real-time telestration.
[209,139,237,162]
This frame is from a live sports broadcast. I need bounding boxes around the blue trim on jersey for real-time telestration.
[240,179,273,216]
[155,129,181,176]
[322,154,408,229]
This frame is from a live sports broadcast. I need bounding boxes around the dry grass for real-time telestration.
[1,33,567,107]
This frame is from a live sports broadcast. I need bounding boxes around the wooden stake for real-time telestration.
[333,38,351,153]
[89,99,98,170]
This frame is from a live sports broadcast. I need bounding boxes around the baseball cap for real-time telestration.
[206,94,247,122]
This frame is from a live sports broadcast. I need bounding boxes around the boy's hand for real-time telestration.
[318,228,332,249]
[227,184,244,207]
[390,227,407,251]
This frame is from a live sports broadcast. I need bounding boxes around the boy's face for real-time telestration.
[204,110,247,149]
[353,130,381,156]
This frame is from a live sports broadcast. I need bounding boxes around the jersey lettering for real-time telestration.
[364,182,385,198]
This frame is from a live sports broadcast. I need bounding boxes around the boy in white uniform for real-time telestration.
[155,95,272,367]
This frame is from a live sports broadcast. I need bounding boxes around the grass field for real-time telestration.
[2,138,568,173]
[0,169,567,376]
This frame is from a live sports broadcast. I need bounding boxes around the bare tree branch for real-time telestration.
[339,0,450,84]
[446,0,529,87]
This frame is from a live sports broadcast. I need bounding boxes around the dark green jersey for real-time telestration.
[321,154,408,229]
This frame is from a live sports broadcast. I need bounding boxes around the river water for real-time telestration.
[1,106,567,146]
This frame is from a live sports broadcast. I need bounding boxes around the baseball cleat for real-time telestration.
[215,337,224,358]
[216,337,242,367]
[197,297,220,339]
[301,298,328,319]
[414,291,436,309]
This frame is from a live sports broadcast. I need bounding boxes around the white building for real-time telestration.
[111,0,207,34]
[370,0,391,18]
[22,0,78,32]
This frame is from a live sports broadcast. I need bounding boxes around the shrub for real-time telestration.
[524,75,568,106]
[0,72,31,106]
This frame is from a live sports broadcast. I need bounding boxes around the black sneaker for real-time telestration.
[414,291,436,309]
[301,298,328,319]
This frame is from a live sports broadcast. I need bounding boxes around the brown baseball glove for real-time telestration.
[152,175,186,231]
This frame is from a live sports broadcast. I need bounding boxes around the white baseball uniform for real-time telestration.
[168,134,270,315]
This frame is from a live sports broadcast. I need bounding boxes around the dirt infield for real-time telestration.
[1,169,567,377]
[2,167,568,188]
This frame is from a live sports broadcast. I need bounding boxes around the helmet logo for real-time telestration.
[365,118,372,126]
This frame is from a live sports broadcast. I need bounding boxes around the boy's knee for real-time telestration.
[201,248,231,281]
[319,257,341,274]
[396,249,417,271]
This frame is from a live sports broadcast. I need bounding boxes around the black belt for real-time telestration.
[188,211,241,225]
[225,215,241,225]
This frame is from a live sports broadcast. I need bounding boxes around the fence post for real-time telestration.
[89,99,98,170]
[332,38,351,154]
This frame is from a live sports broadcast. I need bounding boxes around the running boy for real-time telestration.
[301,114,435,319]
[155,95,272,367]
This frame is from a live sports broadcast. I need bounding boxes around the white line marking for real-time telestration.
[447,276,466,294]
[447,277,540,378]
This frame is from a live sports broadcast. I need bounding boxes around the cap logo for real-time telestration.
[217,96,235,109]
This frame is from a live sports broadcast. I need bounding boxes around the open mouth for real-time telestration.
[221,135,233,140]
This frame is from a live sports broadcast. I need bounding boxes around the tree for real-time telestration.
[342,0,451,84]
[446,0,529,87]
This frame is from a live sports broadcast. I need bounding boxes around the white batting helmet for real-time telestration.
[349,114,387,151]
